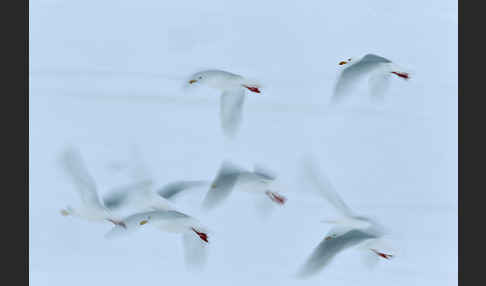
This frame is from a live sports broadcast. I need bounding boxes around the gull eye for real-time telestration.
[198,76,202,79]
[348,58,352,61]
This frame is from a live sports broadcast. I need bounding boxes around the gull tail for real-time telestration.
[60,209,70,216]
[182,233,209,271]
[60,206,73,216]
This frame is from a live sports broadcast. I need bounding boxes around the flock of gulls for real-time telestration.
[59,53,409,279]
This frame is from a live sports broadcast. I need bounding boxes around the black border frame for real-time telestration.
[3,0,28,283]
[7,0,462,285]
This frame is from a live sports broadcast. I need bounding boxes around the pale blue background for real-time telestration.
[30,1,457,285]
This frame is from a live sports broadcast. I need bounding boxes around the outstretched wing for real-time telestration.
[103,179,154,210]
[360,54,392,64]
[157,180,209,200]
[126,144,153,183]
[220,88,245,139]
[302,158,354,218]
[368,69,391,101]
[102,145,157,210]
[182,232,209,271]
[59,147,104,209]
[202,161,245,211]
[332,54,391,103]
[253,164,277,181]
[297,229,377,278]
[253,194,276,219]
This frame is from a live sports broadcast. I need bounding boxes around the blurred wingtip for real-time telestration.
[329,94,343,106]
[182,232,209,271]
[58,145,80,164]
[104,225,129,240]
[201,196,218,213]
[294,265,317,280]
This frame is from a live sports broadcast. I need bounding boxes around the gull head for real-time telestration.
[325,233,339,240]
[187,70,227,86]
[339,57,354,66]
[60,209,70,216]
[188,72,205,85]
[60,205,74,216]
[187,70,243,90]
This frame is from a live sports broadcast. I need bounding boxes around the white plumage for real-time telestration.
[187,70,262,139]
[297,158,394,278]
[58,147,126,227]
[100,147,211,269]
[202,160,287,212]
[332,53,410,103]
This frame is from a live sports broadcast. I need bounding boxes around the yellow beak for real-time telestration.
[188,79,197,84]
[339,61,348,65]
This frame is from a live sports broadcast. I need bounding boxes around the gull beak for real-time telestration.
[339,61,348,65]
[188,79,197,84]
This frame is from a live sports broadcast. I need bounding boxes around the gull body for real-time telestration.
[187,69,262,139]
[202,161,286,211]
[189,70,246,90]
[105,210,208,240]
[101,149,211,269]
[297,158,393,278]
[332,53,410,103]
[105,209,210,269]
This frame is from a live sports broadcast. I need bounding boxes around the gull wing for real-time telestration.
[102,146,156,210]
[202,160,246,211]
[126,144,153,183]
[297,229,377,278]
[253,164,277,181]
[102,179,154,210]
[302,158,354,218]
[332,54,391,103]
[368,69,391,101]
[157,180,209,200]
[59,147,104,209]
[220,88,245,139]
[360,54,392,64]
[182,232,209,271]
[253,194,276,218]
